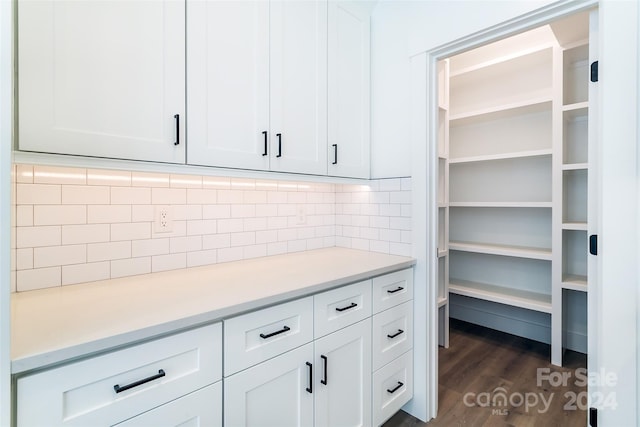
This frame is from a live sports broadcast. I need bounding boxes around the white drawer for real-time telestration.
[114,382,222,427]
[224,296,313,376]
[372,300,413,370]
[372,350,413,426]
[17,322,222,427]
[314,280,372,338]
[372,268,413,314]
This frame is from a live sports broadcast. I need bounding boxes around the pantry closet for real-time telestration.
[436,10,597,366]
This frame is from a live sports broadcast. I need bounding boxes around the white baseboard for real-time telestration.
[449,295,587,354]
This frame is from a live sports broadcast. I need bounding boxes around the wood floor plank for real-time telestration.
[383,319,587,427]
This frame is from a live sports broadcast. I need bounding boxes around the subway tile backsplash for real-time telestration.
[11,164,412,292]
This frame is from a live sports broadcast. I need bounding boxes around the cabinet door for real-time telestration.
[270,0,328,175]
[114,382,222,427]
[314,319,372,427]
[327,1,371,179]
[187,0,270,170]
[18,0,185,163]
[224,343,314,427]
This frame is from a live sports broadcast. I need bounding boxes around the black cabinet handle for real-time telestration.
[174,114,180,145]
[321,355,328,385]
[306,362,313,393]
[589,234,598,255]
[335,302,357,312]
[262,131,268,156]
[332,144,338,165]
[260,325,290,339]
[387,286,404,294]
[387,381,404,394]
[387,329,404,339]
[114,369,165,394]
[276,133,282,157]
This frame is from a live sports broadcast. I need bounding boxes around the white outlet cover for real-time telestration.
[154,205,173,233]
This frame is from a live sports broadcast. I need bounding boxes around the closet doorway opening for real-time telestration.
[425,6,599,425]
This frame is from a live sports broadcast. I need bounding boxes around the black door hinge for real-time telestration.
[591,61,599,82]
[589,235,598,256]
[589,407,598,427]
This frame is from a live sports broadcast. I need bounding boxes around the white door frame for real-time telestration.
[409,0,638,423]
[0,0,13,425]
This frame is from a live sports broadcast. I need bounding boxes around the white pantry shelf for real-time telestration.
[449,43,555,78]
[562,274,588,292]
[449,97,552,125]
[562,163,588,171]
[438,249,448,258]
[449,201,552,208]
[449,241,552,261]
[449,279,552,313]
[449,149,552,164]
[562,222,587,231]
[437,297,448,308]
[562,101,589,112]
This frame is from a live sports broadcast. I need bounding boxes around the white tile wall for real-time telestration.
[13,164,412,291]
[334,178,412,257]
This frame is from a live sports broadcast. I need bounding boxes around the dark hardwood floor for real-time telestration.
[384,319,587,427]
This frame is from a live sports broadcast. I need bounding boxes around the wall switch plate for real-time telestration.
[154,205,173,233]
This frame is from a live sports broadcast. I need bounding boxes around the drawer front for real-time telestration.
[17,323,222,427]
[224,296,313,376]
[114,382,222,427]
[372,301,413,370]
[372,268,413,314]
[314,280,372,338]
[372,350,414,426]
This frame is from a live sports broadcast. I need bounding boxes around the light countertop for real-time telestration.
[11,247,415,374]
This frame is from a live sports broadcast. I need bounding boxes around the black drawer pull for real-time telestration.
[387,329,404,339]
[332,144,338,165]
[306,362,313,393]
[114,369,165,394]
[260,325,290,339]
[321,355,328,385]
[387,286,404,294]
[335,302,357,312]
[276,133,282,157]
[387,381,404,394]
[262,131,268,156]
[173,114,180,145]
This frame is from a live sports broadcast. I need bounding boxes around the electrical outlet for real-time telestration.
[296,205,307,225]
[155,206,173,233]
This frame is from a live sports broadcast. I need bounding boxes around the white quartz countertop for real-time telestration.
[11,247,415,374]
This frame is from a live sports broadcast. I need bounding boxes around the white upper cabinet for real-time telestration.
[186,0,270,170]
[327,1,371,179]
[270,0,328,175]
[18,0,186,163]
[188,0,328,175]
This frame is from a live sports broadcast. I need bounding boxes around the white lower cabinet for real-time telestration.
[15,268,414,427]
[372,351,414,426]
[224,343,315,427]
[114,382,222,427]
[16,323,222,427]
[315,319,372,427]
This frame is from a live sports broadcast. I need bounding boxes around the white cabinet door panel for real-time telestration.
[314,319,372,427]
[270,0,328,175]
[187,0,270,170]
[224,343,314,427]
[18,0,185,163]
[328,1,370,178]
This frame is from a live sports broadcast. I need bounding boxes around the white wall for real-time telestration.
[0,0,12,425]
[370,0,555,179]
